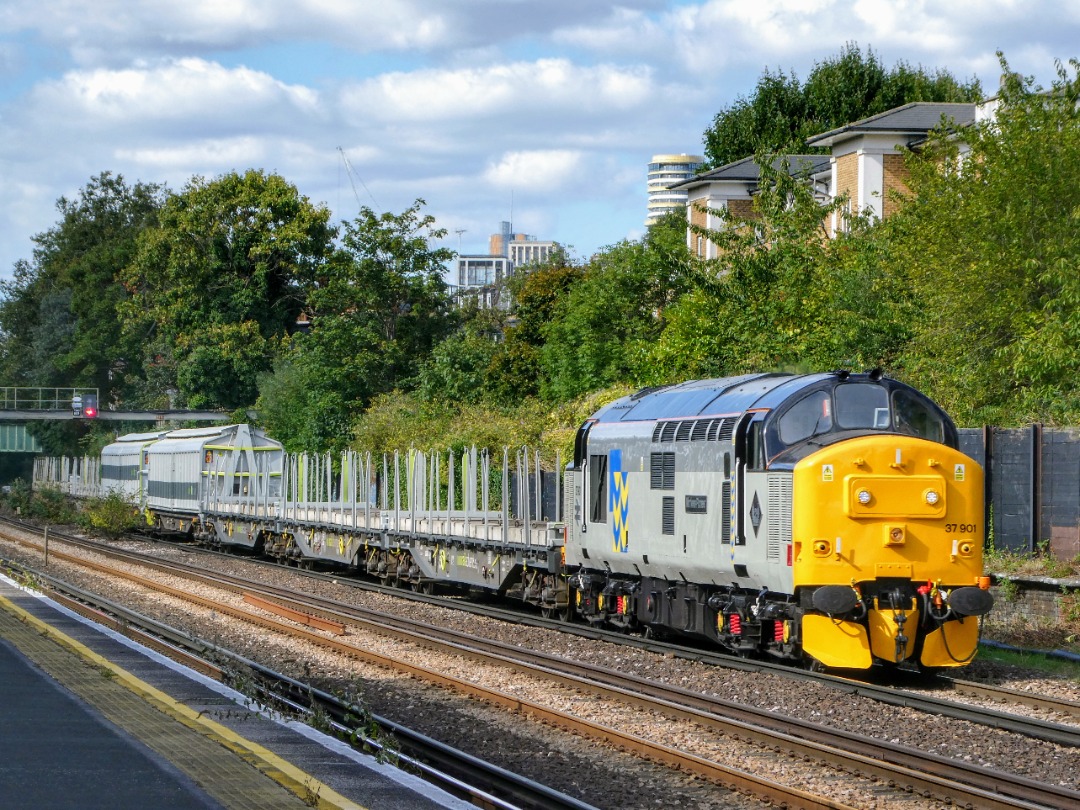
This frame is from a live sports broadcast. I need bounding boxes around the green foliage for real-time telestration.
[704,67,807,167]
[416,304,504,404]
[120,169,333,410]
[79,491,140,539]
[895,56,1080,424]
[703,43,982,166]
[985,541,1080,579]
[484,259,583,404]
[258,200,454,452]
[353,390,548,458]
[974,646,1080,679]
[1,478,33,514]
[0,173,164,419]
[643,157,871,379]
[353,383,634,468]
[2,481,78,527]
[542,211,692,400]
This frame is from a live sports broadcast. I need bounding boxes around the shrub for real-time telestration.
[79,492,140,539]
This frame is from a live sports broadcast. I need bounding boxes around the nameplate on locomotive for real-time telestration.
[685,495,708,514]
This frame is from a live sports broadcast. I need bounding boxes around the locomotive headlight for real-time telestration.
[857,489,872,505]
[924,489,940,506]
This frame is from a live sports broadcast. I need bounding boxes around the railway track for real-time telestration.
[2,521,1077,810]
[0,558,594,810]
[939,676,1080,723]
[108,527,1080,735]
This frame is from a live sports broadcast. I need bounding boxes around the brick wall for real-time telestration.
[982,577,1080,651]
[989,583,1068,623]
[882,153,911,218]
[726,198,756,220]
[689,200,708,231]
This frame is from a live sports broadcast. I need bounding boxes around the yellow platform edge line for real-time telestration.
[0,592,367,810]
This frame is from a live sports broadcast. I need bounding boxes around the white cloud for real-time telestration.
[18,58,320,138]
[483,149,586,192]
[2,1,455,63]
[343,58,654,123]
[0,1,1077,276]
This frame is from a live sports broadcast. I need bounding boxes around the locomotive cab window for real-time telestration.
[778,390,832,444]
[892,389,945,442]
[745,421,766,470]
[834,383,890,430]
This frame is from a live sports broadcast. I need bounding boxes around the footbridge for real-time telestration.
[0,387,229,453]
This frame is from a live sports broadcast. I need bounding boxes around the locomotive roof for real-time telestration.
[590,373,837,423]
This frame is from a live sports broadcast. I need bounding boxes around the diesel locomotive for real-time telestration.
[37,371,993,671]
[563,371,993,670]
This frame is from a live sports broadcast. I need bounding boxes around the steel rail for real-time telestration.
[3,530,1074,810]
[0,534,851,809]
[4,516,1077,743]
[130,525,1080,739]
[0,557,591,810]
[941,676,1080,723]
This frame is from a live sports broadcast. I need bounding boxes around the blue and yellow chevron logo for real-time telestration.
[609,449,630,553]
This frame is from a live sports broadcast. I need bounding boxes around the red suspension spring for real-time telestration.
[774,620,785,642]
[728,613,742,635]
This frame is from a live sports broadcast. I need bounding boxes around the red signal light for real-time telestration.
[84,405,98,418]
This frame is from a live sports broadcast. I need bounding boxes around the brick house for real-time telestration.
[675,102,978,256]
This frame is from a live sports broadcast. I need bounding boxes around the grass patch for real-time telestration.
[984,543,1080,579]
[977,644,1080,682]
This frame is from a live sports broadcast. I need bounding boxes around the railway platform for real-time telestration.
[0,574,472,810]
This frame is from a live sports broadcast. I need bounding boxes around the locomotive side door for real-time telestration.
[733,412,769,583]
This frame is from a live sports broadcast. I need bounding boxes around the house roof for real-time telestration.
[805,101,976,147]
[671,154,831,191]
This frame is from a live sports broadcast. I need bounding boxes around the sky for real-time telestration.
[0,1,1077,282]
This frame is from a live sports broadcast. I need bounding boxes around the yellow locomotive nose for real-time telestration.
[793,435,986,669]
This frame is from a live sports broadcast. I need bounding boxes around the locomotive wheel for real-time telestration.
[541,603,573,621]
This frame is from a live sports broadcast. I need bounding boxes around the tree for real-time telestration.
[120,170,333,409]
[257,200,454,451]
[484,256,582,405]
[703,69,806,169]
[0,173,164,398]
[642,156,907,382]
[703,43,982,167]
[417,302,505,405]
[542,211,692,400]
[894,57,1080,425]
[0,173,165,456]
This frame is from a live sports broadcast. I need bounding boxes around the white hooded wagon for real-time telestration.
[143,424,283,537]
